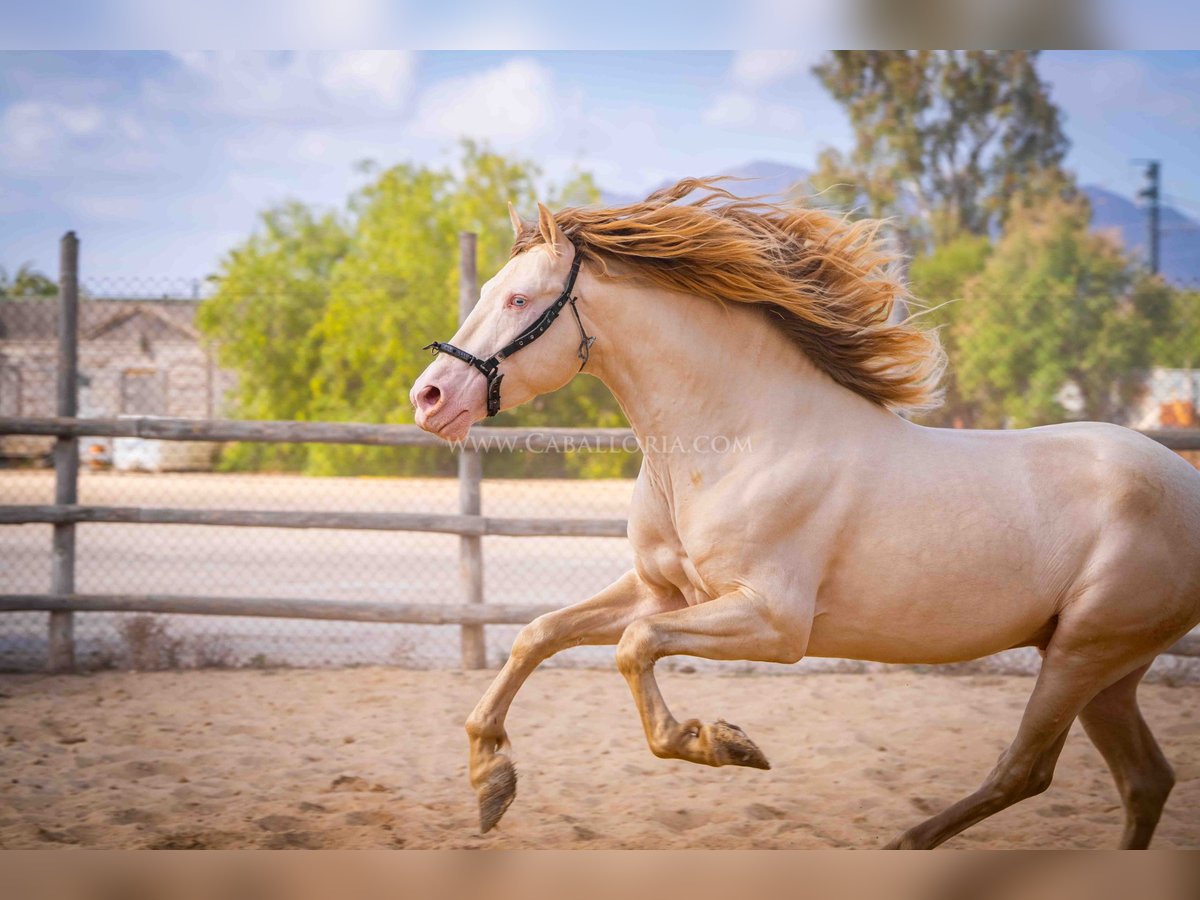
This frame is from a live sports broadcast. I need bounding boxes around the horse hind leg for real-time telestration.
[1078,663,1175,849]
[885,619,1159,850]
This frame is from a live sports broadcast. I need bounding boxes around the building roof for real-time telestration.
[0,298,201,343]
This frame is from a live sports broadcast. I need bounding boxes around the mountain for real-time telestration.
[1083,186,1199,286]
[600,161,1200,286]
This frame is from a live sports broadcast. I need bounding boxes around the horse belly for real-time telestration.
[807,588,1055,664]
[806,531,1065,665]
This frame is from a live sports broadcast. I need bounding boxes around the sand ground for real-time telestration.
[0,667,1196,849]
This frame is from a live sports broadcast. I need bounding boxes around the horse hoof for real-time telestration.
[710,719,771,770]
[477,757,517,833]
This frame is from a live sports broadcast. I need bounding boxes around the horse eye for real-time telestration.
[511,295,528,308]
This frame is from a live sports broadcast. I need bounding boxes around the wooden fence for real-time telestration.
[0,414,632,671]
[0,230,638,672]
[2,231,1198,673]
[2,410,1197,669]
[0,415,633,648]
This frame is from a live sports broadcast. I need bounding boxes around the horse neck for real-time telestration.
[585,280,900,466]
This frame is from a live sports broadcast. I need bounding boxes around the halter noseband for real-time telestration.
[423,250,594,417]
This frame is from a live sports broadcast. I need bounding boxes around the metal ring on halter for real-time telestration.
[423,249,592,417]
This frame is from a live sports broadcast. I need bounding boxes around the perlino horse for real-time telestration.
[410,179,1200,848]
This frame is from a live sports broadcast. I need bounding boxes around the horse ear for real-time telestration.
[536,201,560,249]
[507,202,523,239]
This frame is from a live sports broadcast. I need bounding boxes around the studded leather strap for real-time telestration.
[423,250,591,417]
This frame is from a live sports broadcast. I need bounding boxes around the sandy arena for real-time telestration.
[0,667,1196,849]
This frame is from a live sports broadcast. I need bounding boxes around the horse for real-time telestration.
[409,179,1200,848]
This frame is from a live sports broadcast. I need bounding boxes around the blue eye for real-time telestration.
[511,295,528,308]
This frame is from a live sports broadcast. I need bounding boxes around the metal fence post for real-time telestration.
[49,231,79,673]
[457,232,487,669]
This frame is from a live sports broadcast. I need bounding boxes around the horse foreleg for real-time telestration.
[466,569,681,832]
[614,588,808,770]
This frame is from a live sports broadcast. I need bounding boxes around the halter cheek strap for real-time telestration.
[423,251,593,417]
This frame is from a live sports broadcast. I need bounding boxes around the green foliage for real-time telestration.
[197,201,350,471]
[814,51,1198,430]
[199,142,628,477]
[1151,286,1200,368]
[0,262,57,298]
[949,196,1165,427]
[811,51,1070,252]
[908,234,992,426]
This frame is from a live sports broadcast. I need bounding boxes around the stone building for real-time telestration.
[0,298,234,465]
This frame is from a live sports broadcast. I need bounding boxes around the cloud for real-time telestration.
[162,52,417,120]
[702,91,802,132]
[65,193,149,223]
[0,101,147,168]
[113,0,397,47]
[1041,52,1200,128]
[730,51,823,89]
[2,101,101,157]
[317,52,415,108]
[734,1,848,45]
[412,58,556,142]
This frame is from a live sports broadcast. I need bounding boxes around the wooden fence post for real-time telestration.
[457,232,487,669]
[49,231,79,673]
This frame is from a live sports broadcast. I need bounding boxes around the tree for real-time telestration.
[0,262,57,298]
[197,202,350,469]
[907,234,992,426]
[811,51,1071,253]
[200,141,625,476]
[305,142,610,476]
[1150,285,1200,370]
[952,195,1164,427]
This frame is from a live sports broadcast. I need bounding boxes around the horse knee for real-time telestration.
[616,619,659,675]
[509,616,552,663]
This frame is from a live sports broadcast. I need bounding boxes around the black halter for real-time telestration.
[423,251,593,417]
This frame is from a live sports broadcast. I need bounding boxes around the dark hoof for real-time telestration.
[711,720,771,770]
[477,757,517,833]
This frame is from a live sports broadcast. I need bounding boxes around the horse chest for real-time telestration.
[629,497,717,605]
[653,540,713,605]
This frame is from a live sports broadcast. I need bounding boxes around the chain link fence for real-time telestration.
[2,272,1199,676]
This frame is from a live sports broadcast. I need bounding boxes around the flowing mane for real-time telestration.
[511,177,945,412]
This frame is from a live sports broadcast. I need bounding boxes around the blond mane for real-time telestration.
[512,177,945,412]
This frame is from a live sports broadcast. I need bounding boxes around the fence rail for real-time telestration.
[0,503,627,537]
[0,594,561,626]
[0,415,636,451]
[4,415,1200,452]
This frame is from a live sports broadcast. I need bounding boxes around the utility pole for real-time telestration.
[1137,159,1161,275]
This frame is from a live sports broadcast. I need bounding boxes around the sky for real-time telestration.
[0,50,1198,285]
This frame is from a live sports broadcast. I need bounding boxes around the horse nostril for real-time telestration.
[416,385,442,413]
